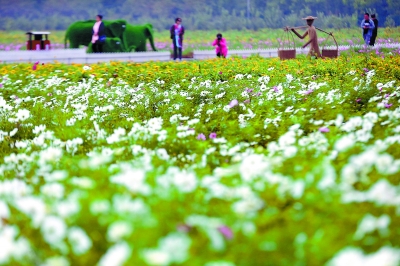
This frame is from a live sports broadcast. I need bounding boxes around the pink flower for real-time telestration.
[379,88,382,92]
[305,89,313,95]
[32,61,39,70]
[218,226,233,240]
[0,84,3,88]
[228,99,238,108]
[243,99,250,104]
[273,86,279,92]
[219,71,222,74]
[384,94,390,98]
[197,133,206,140]
[384,103,392,108]
[209,132,217,139]
[319,127,330,133]
[245,88,253,93]
[356,98,362,103]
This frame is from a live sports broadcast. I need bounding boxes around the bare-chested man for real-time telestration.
[291,16,322,58]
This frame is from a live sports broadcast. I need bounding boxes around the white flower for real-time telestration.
[83,65,91,71]
[43,256,70,266]
[232,196,264,216]
[172,170,198,193]
[0,226,32,264]
[41,183,65,199]
[32,125,46,135]
[44,170,68,182]
[110,166,151,195]
[334,134,355,151]
[15,109,30,121]
[107,221,133,242]
[353,214,390,240]
[375,153,399,175]
[9,128,18,137]
[327,246,400,266]
[0,200,10,219]
[14,196,46,227]
[235,74,244,80]
[156,148,170,160]
[39,147,63,163]
[158,232,192,264]
[90,200,111,215]
[223,105,230,112]
[98,242,131,266]
[239,154,269,182]
[142,249,170,266]
[366,179,400,206]
[68,227,92,255]
[15,140,28,149]
[187,118,200,125]
[283,146,298,158]
[41,215,67,245]
[56,198,81,218]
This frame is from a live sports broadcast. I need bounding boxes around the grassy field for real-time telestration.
[1,27,400,52]
[0,48,400,265]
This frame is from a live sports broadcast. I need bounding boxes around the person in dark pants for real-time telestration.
[360,12,375,46]
[369,14,378,46]
[170,18,185,61]
[92,15,106,53]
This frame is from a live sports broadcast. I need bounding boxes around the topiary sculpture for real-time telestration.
[86,37,125,53]
[123,23,157,52]
[65,20,127,49]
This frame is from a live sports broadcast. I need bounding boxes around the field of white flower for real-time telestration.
[0,52,400,265]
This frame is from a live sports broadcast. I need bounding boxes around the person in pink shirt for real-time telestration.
[92,14,106,53]
[212,33,228,58]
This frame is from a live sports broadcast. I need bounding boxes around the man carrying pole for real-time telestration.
[289,16,322,59]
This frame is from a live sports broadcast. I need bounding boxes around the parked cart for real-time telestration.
[26,31,51,51]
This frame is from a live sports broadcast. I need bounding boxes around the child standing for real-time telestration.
[212,33,228,58]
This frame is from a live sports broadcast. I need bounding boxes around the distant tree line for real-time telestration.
[0,0,398,31]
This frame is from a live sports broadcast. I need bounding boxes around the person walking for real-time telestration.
[290,16,322,59]
[92,15,106,53]
[170,18,185,61]
[369,14,378,46]
[212,33,228,58]
[360,13,375,46]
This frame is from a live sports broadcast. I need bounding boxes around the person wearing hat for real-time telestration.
[360,13,375,46]
[290,16,322,58]
[170,18,185,61]
[369,14,378,46]
[92,14,106,53]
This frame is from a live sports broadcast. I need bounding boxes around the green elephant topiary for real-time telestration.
[86,37,125,53]
[123,23,157,52]
[65,20,127,49]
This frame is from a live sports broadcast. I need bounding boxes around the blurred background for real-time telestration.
[0,0,398,31]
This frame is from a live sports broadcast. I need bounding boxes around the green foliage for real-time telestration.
[123,23,157,52]
[86,37,125,53]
